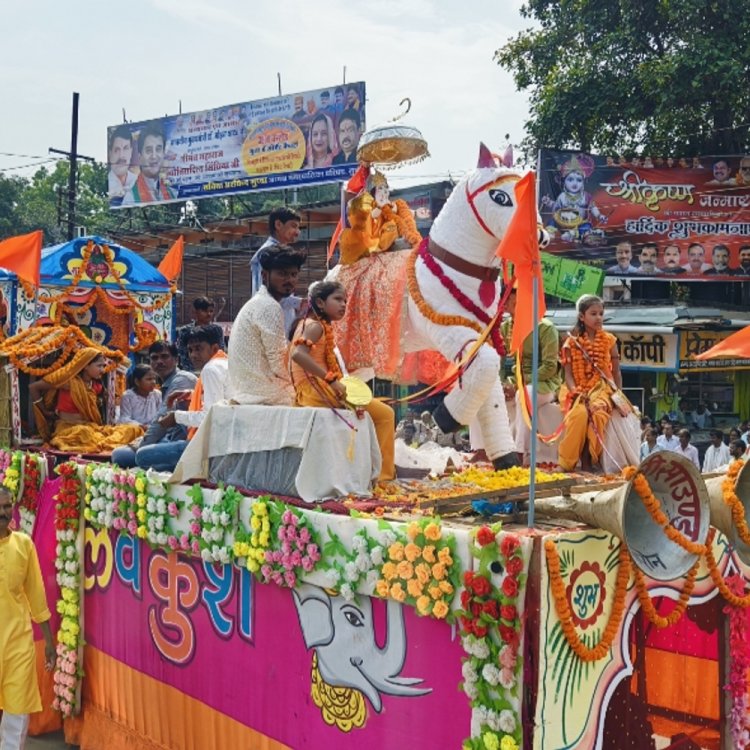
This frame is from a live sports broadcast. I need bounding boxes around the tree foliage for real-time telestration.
[496,0,750,157]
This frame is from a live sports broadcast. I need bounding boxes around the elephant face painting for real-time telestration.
[293,583,431,731]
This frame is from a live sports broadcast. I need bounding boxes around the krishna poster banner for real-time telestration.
[538,149,750,281]
[107,82,366,209]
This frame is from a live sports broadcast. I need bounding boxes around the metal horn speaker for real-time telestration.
[536,452,709,581]
[705,461,750,565]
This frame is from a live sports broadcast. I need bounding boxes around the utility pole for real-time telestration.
[49,92,95,241]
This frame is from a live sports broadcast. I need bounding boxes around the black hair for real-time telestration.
[128,363,155,389]
[679,428,691,440]
[185,324,224,348]
[338,108,361,130]
[193,296,214,311]
[732,439,747,454]
[149,340,178,357]
[108,125,132,153]
[573,294,604,335]
[268,207,301,236]
[710,429,724,440]
[334,86,344,97]
[320,90,330,99]
[259,243,306,272]
[308,280,345,322]
[137,123,166,154]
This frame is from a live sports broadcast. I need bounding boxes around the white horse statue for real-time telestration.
[333,144,548,469]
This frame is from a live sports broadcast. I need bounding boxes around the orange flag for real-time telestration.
[695,326,750,360]
[0,230,42,286]
[496,171,545,354]
[157,236,184,283]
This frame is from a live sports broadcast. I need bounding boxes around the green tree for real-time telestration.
[496,0,750,157]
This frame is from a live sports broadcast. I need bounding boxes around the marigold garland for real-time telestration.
[321,319,344,381]
[704,528,750,608]
[621,466,707,556]
[633,559,698,628]
[722,459,750,547]
[564,330,613,392]
[545,538,631,662]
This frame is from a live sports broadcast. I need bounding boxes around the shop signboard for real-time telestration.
[678,330,750,370]
[616,331,679,372]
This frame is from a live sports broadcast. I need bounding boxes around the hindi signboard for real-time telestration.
[615,331,679,371]
[538,150,750,281]
[679,330,750,370]
[107,82,366,208]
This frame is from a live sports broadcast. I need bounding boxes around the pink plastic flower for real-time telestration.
[167,536,178,550]
[298,527,311,544]
[191,505,202,518]
[284,570,297,588]
[167,502,178,516]
[301,556,314,572]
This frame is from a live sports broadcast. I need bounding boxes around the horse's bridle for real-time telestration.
[464,174,521,238]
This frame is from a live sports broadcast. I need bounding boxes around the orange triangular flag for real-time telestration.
[496,172,545,353]
[695,326,750,360]
[0,230,42,286]
[157,236,184,283]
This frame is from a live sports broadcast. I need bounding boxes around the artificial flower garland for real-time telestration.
[621,466,707,556]
[321,524,382,601]
[723,573,750,749]
[704,528,750,608]
[374,517,458,620]
[18,453,43,534]
[458,525,524,750]
[565,330,612,392]
[544,538,631,662]
[188,483,242,564]
[52,461,83,717]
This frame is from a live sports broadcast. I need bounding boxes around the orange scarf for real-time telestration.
[187,350,227,439]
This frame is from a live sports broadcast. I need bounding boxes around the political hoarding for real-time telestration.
[107,82,366,209]
[538,150,750,281]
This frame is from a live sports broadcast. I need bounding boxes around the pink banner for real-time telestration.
[83,531,468,748]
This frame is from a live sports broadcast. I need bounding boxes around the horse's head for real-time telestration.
[430,143,546,267]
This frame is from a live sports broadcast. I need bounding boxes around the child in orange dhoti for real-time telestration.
[290,281,395,481]
[558,295,622,472]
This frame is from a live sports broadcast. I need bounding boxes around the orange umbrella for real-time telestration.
[694,325,750,359]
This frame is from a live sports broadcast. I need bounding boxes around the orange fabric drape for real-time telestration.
[157,236,184,283]
[186,350,227,440]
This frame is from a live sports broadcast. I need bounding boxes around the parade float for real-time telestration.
[3,148,749,749]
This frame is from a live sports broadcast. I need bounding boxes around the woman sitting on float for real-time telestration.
[29,346,143,454]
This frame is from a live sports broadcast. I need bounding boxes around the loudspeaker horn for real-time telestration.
[705,461,750,565]
[536,451,710,581]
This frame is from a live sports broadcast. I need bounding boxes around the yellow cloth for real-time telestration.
[558,380,613,471]
[34,346,143,452]
[0,531,51,714]
[295,379,395,482]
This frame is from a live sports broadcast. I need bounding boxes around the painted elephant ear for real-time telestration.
[293,586,335,649]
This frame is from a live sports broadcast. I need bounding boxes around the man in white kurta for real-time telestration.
[0,487,55,750]
[229,244,306,405]
[703,429,731,473]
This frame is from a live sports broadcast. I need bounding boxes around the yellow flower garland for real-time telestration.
[704,527,750,608]
[621,466,706,556]
[544,539,631,662]
[722,459,750,547]
[633,559,697,628]
[406,247,484,333]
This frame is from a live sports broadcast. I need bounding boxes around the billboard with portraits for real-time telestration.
[538,149,750,280]
[107,82,366,209]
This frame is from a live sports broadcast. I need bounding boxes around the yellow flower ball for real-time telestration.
[438,547,453,566]
[432,600,449,619]
[389,582,407,602]
[382,562,398,581]
[396,561,414,580]
[415,563,431,585]
[439,580,454,595]
[404,543,421,562]
[416,595,432,615]
[388,542,405,561]
[431,562,447,581]
[137,525,147,539]
[424,523,441,541]
[406,522,421,540]
[137,509,147,523]
[428,585,442,601]
[250,516,261,531]
[422,545,436,563]
[406,578,423,598]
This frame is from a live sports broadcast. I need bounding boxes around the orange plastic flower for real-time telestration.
[424,523,442,541]
[415,563,431,584]
[422,545,437,563]
[406,522,421,540]
[416,595,432,615]
[396,561,414,580]
[431,562,447,581]
[407,579,424,598]
[432,600,449,619]
[428,585,442,601]
[389,582,407,602]
[404,543,422,562]
[388,542,405,561]
[382,562,398,581]
[439,580,454,595]
[438,547,453,566]
[375,580,389,598]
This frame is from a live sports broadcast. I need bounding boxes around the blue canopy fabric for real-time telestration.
[36,235,170,292]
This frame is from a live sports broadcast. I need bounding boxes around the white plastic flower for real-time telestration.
[462,662,478,683]
[370,547,384,566]
[352,534,367,552]
[498,710,516,734]
[482,664,500,686]
[344,561,359,582]
[340,583,354,600]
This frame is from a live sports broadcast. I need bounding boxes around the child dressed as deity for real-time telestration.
[558,295,622,472]
[289,280,395,481]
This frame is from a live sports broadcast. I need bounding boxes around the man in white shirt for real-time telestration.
[703,429,731,473]
[675,428,700,469]
[250,207,304,336]
[656,421,680,451]
[135,325,228,472]
[690,402,712,430]
[229,245,305,406]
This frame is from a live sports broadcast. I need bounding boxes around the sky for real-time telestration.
[0,0,531,189]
